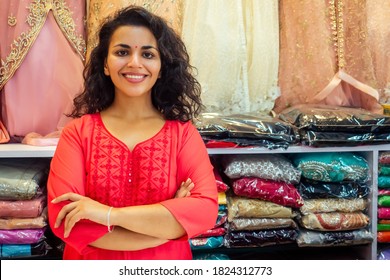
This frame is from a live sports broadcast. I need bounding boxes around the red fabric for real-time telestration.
[47,114,218,259]
[378,207,390,219]
[213,168,229,192]
[232,177,304,208]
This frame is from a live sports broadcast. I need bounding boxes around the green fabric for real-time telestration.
[377,224,390,231]
[378,195,390,207]
[379,165,390,176]
[292,152,369,182]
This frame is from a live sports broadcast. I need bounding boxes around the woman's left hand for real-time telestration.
[51,193,110,238]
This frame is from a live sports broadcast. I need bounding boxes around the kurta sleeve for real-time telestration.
[47,117,108,255]
[160,122,218,239]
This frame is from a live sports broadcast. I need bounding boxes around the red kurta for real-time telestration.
[47,113,218,259]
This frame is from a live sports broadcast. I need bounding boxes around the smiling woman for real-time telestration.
[46,6,218,260]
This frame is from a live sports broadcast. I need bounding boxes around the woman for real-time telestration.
[47,6,218,260]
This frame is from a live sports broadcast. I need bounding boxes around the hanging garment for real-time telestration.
[86,0,184,60]
[181,0,279,114]
[275,0,390,113]
[0,0,86,141]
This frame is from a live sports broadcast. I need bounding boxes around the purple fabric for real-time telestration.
[0,228,45,244]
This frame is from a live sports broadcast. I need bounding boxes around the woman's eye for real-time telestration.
[116,50,128,56]
[143,52,154,59]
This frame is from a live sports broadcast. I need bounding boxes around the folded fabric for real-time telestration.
[0,207,47,230]
[296,229,373,247]
[378,176,390,188]
[379,165,390,176]
[21,131,61,146]
[227,196,296,221]
[299,212,369,231]
[377,224,390,231]
[223,229,299,248]
[229,217,297,231]
[222,154,301,184]
[379,152,390,165]
[297,178,369,199]
[378,196,390,207]
[378,247,390,260]
[194,227,226,238]
[0,195,46,218]
[379,189,390,196]
[189,236,224,250]
[377,231,390,243]
[213,168,229,192]
[379,219,390,224]
[192,253,230,260]
[0,158,49,200]
[0,241,51,258]
[232,177,303,208]
[0,228,46,244]
[278,104,390,132]
[300,198,367,214]
[292,152,369,183]
[378,207,390,219]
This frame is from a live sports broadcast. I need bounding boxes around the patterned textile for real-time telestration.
[48,114,218,259]
[232,177,303,208]
[224,229,298,248]
[229,217,297,231]
[296,229,373,247]
[222,154,301,184]
[227,196,296,221]
[298,212,369,231]
[300,198,367,214]
[292,152,369,183]
[189,236,224,250]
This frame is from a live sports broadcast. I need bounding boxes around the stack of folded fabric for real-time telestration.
[0,159,59,259]
[195,112,300,150]
[278,104,390,147]
[189,158,228,256]
[291,152,373,247]
[221,154,302,248]
[377,152,390,246]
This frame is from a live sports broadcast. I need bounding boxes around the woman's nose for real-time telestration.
[127,54,141,67]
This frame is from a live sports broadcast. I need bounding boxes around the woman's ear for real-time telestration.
[104,60,109,76]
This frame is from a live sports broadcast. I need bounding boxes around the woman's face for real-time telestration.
[104,25,161,100]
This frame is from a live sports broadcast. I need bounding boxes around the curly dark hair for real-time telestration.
[69,6,203,122]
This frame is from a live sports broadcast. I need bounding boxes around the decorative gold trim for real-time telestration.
[7,14,17,26]
[0,0,86,90]
[329,0,345,70]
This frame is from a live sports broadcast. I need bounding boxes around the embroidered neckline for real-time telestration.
[95,113,169,152]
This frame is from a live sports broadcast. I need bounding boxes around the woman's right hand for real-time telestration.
[175,178,194,198]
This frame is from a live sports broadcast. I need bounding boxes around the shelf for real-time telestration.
[0,143,56,158]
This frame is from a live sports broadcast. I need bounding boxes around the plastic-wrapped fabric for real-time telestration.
[213,168,229,192]
[0,228,46,244]
[378,176,390,188]
[378,247,390,260]
[229,217,297,231]
[299,198,367,215]
[292,152,369,183]
[379,152,390,165]
[298,212,369,231]
[194,227,226,238]
[377,231,390,243]
[296,229,373,247]
[378,196,390,207]
[379,219,390,224]
[203,138,292,150]
[379,189,390,196]
[300,130,390,147]
[214,210,227,228]
[227,196,296,221]
[218,192,227,205]
[0,158,49,200]
[195,112,300,143]
[377,224,390,231]
[378,207,390,219]
[222,154,301,184]
[277,104,390,132]
[0,207,47,230]
[297,178,369,199]
[0,195,46,218]
[232,177,303,208]
[189,236,224,250]
[0,240,52,259]
[192,253,230,260]
[223,229,299,248]
[379,165,390,176]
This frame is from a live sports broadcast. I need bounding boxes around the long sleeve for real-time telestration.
[47,118,107,255]
[160,123,219,238]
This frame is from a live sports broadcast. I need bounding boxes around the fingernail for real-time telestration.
[51,198,56,203]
